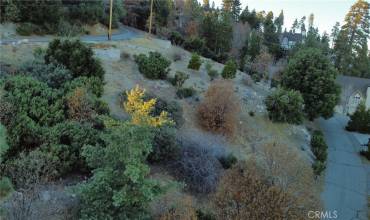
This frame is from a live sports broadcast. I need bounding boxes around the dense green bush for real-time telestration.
[152,97,184,127]
[176,87,195,99]
[0,177,13,200]
[169,71,189,88]
[169,31,184,45]
[312,161,326,176]
[16,22,43,35]
[346,102,370,134]
[265,88,305,124]
[310,130,328,176]
[63,76,104,97]
[205,63,218,80]
[2,76,64,126]
[281,48,340,120]
[221,60,237,79]
[45,39,105,80]
[134,52,171,79]
[1,76,64,153]
[56,20,85,37]
[188,53,202,70]
[20,61,72,89]
[148,126,180,163]
[3,149,59,189]
[184,37,205,53]
[218,153,237,169]
[42,121,101,174]
[77,121,159,220]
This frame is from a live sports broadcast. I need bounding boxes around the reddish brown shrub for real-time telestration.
[213,162,305,220]
[197,80,240,135]
[66,87,93,121]
[185,21,199,37]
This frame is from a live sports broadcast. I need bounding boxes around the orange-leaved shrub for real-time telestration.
[197,80,240,135]
[213,162,305,220]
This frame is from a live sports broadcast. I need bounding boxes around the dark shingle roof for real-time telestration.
[280,32,303,43]
[336,75,370,95]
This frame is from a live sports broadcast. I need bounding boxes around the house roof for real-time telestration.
[336,75,370,96]
[280,32,303,43]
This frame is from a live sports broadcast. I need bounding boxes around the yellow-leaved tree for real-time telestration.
[124,85,172,127]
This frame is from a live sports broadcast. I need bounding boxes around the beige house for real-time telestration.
[335,75,370,115]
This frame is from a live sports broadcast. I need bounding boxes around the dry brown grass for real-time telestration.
[197,80,240,136]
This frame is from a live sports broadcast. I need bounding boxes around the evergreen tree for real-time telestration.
[231,0,242,21]
[281,48,341,120]
[274,10,284,34]
[291,19,299,33]
[330,22,341,47]
[201,11,233,55]
[263,12,281,57]
[299,16,306,34]
[240,7,261,29]
[334,0,370,77]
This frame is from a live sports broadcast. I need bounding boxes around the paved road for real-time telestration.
[319,114,369,220]
[0,25,142,44]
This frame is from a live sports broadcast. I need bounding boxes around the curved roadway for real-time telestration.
[319,114,369,220]
[0,25,142,44]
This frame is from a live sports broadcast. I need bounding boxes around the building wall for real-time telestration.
[347,92,363,114]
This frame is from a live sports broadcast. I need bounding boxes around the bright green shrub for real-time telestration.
[2,76,64,126]
[148,126,180,163]
[310,130,328,176]
[169,31,184,45]
[134,52,171,79]
[281,48,340,120]
[0,177,13,199]
[169,71,189,88]
[221,60,237,79]
[188,53,202,70]
[265,88,305,124]
[63,76,104,97]
[20,61,72,89]
[312,161,326,176]
[184,37,205,53]
[45,39,105,80]
[346,102,370,134]
[42,121,100,173]
[176,87,195,99]
[77,121,159,220]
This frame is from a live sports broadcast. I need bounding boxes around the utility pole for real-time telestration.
[108,0,113,40]
[148,0,154,36]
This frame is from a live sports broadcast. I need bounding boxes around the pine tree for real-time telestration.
[291,19,299,33]
[299,16,306,34]
[274,10,284,34]
[334,0,370,77]
[330,22,340,47]
[231,0,242,21]
[263,11,280,57]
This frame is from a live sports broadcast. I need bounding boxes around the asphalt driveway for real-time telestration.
[319,114,369,220]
